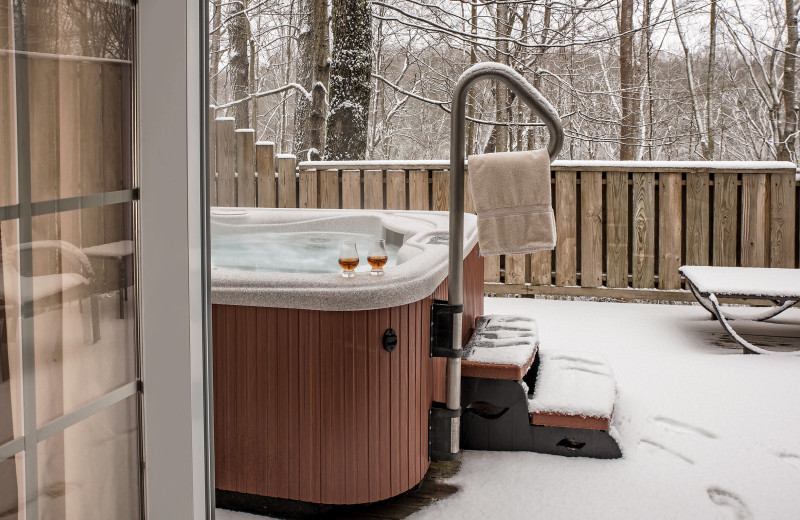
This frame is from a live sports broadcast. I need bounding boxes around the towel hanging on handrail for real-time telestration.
[467,149,556,256]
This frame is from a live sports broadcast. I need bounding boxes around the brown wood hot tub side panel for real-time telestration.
[213,245,483,505]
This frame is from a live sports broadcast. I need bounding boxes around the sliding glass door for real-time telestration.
[0,1,142,518]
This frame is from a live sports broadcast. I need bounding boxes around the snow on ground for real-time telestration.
[218,297,800,520]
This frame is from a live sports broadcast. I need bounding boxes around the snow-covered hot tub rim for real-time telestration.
[210,207,479,311]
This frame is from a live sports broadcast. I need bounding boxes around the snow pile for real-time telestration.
[465,315,538,366]
[528,350,615,419]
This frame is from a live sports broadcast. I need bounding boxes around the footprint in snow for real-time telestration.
[653,416,718,439]
[707,487,752,520]
[777,452,800,471]
[639,439,695,465]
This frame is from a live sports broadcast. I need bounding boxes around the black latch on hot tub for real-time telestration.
[430,299,464,358]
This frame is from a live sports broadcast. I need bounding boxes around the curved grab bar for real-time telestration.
[443,63,565,455]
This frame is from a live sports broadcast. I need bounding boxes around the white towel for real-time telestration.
[467,149,556,256]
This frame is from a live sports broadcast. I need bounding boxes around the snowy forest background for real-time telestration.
[209,0,799,163]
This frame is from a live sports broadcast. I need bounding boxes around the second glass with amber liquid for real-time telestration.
[367,239,388,276]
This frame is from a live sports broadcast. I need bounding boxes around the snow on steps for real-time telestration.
[528,350,616,431]
[461,315,539,380]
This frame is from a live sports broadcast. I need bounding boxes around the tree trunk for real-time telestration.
[705,0,717,159]
[465,0,478,156]
[619,0,637,160]
[325,0,372,160]
[778,0,798,161]
[227,0,251,129]
[494,2,510,153]
[294,0,330,160]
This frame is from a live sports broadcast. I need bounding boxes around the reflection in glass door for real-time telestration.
[0,1,142,518]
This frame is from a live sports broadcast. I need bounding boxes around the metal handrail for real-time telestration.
[445,62,564,456]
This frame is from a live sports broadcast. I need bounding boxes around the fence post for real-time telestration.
[236,129,255,207]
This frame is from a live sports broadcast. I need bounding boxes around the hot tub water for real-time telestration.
[211,231,401,274]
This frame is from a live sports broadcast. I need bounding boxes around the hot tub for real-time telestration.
[211,208,483,505]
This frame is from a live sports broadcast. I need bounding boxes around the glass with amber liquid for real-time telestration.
[339,241,359,278]
[367,239,388,276]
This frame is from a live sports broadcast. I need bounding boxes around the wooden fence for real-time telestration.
[211,117,799,301]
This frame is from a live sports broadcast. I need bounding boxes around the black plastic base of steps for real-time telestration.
[461,376,621,459]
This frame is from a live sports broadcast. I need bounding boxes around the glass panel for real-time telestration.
[12,1,135,202]
[37,396,139,520]
[0,219,22,446]
[31,203,137,426]
[0,452,24,520]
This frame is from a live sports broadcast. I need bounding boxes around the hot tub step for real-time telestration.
[460,324,621,458]
[461,315,538,381]
[527,350,616,432]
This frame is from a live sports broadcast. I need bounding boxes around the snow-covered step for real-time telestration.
[528,350,616,431]
[461,315,539,380]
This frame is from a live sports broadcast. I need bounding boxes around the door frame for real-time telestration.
[139,0,213,517]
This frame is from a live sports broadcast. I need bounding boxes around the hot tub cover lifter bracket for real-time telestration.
[430,299,465,358]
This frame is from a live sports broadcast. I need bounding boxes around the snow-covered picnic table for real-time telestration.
[679,265,800,355]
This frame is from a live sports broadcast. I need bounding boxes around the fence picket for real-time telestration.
[713,173,737,266]
[580,171,603,287]
[432,171,449,211]
[408,170,429,211]
[319,169,339,209]
[555,170,577,286]
[686,172,709,266]
[740,173,768,267]
[256,142,276,208]
[363,170,383,209]
[606,171,629,288]
[770,172,796,267]
[658,172,682,289]
[216,117,236,207]
[298,169,318,208]
[386,170,406,210]
[236,129,255,207]
[277,154,297,208]
[342,169,361,209]
[632,172,655,288]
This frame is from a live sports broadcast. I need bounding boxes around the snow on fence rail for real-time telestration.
[211,120,798,300]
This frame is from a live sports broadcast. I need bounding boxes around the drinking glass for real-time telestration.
[367,239,388,276]
[338,241,359,278]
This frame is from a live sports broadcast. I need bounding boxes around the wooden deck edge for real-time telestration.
[485,284,780,306]
[530,411,610,431]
